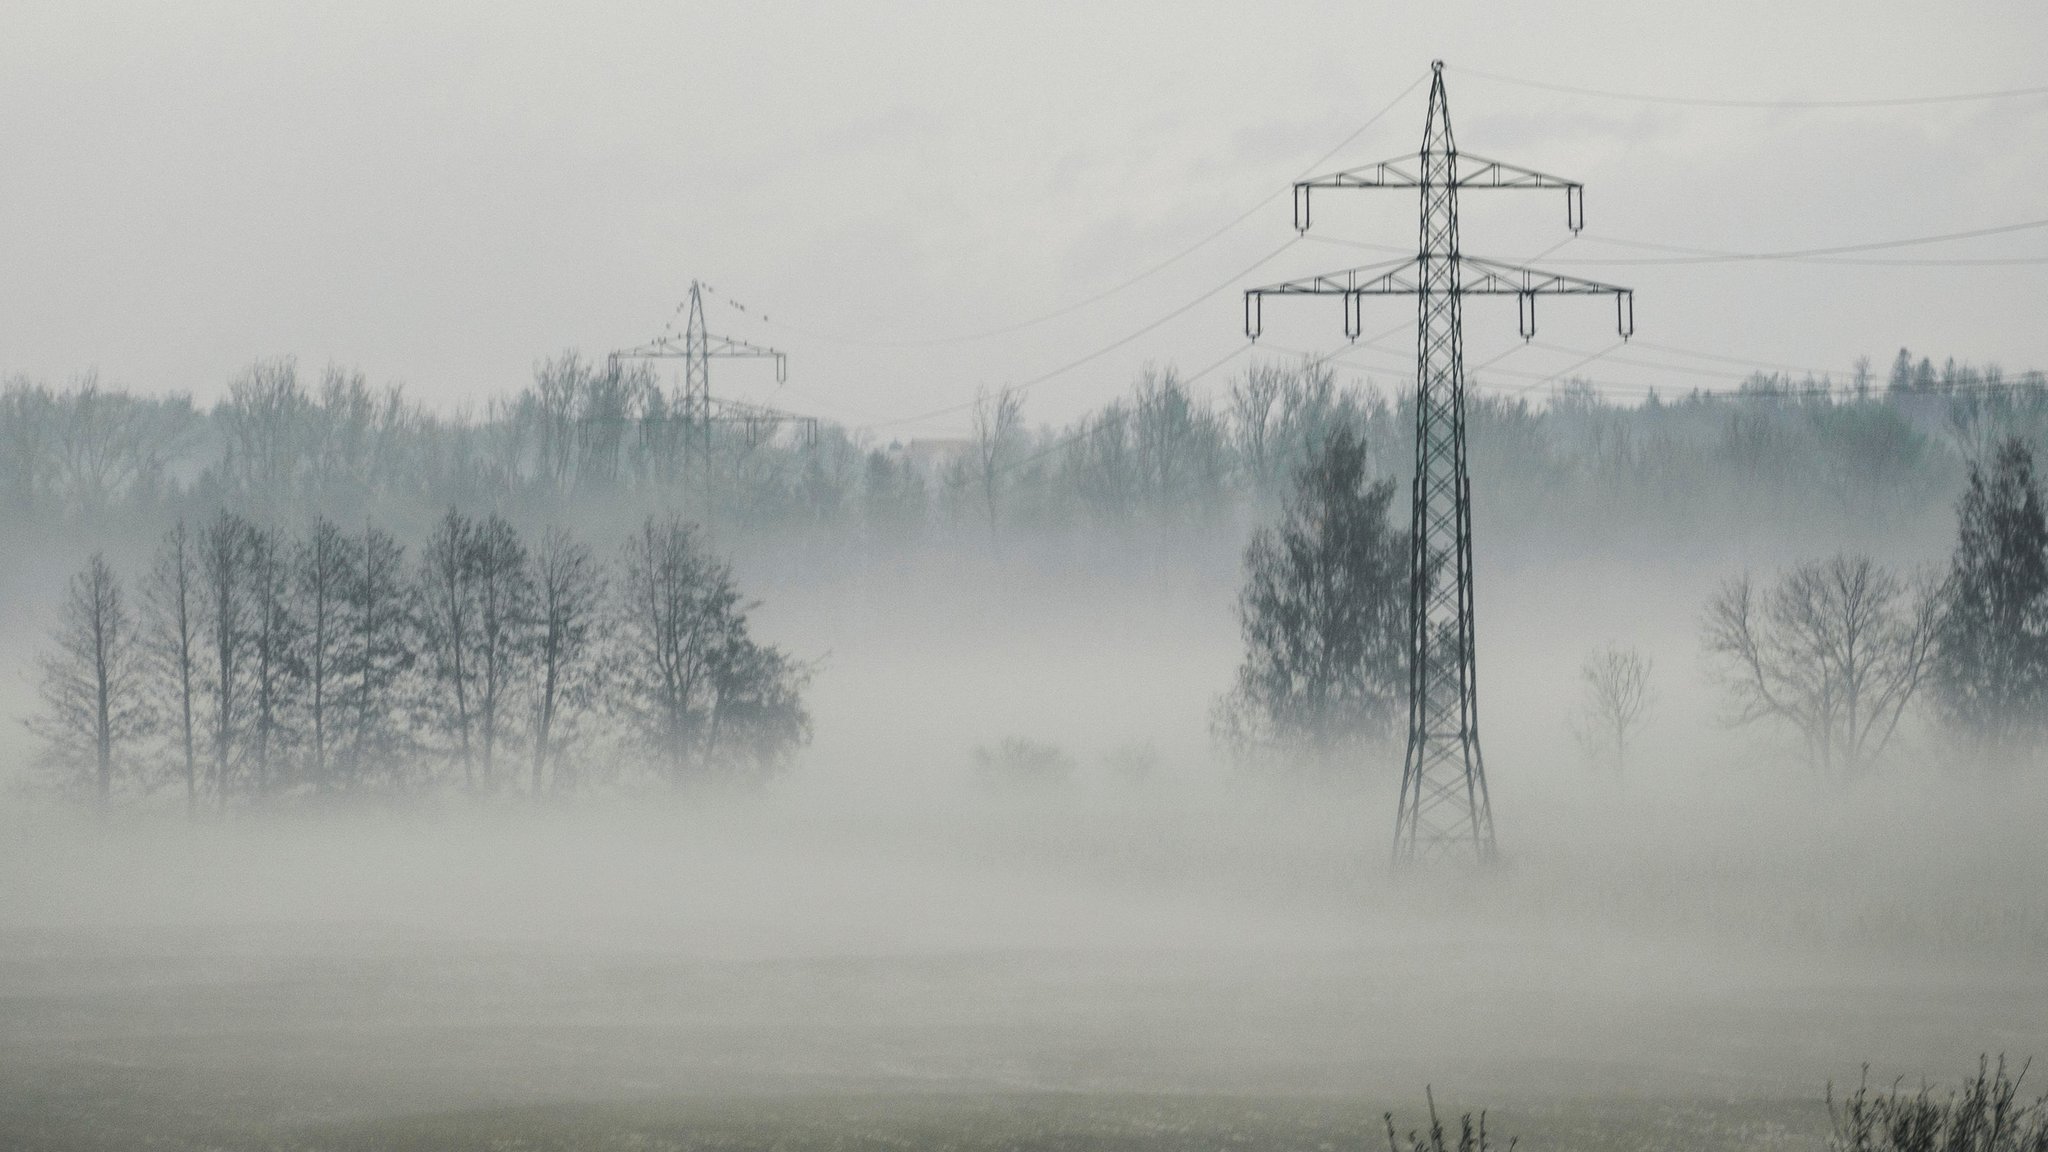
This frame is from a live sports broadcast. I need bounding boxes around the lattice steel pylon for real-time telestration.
[1244,62,1636,867]
[611,281,809,501]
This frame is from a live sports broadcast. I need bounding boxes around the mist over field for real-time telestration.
[6,437,2048,1150]
[7,4,2048,1150]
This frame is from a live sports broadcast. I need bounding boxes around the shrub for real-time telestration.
[1385,1088,1514,1152]
[971,737,1074,789]
[1831,1056,2048,1152]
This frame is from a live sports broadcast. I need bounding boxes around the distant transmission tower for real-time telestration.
[611,280,814,501]
[1244,62,1636,866]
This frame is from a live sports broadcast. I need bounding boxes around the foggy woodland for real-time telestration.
[5,7,2048,1150]
[8,339,2048,1152]
[13,348,2048,803]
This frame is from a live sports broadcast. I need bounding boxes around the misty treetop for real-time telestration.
[1214,426,1408,771]
[1702,554,1942,781]
[1699,437,2048,778]
[27,509,812,810]
[29,555,149,808]
[7,348,2047,560]
[1206,406,2048,782]
[1934,437,2048,761]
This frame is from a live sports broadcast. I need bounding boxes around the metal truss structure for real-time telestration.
[610,281,815,494]
[1244,62,1636,867]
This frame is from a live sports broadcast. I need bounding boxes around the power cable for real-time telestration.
[755,73,1427,351]
[863,236,1300,429]
[1453,65,2048,109]
[1256,334,2048,405]
[1557,218,2048,264]
[1571,233,2048,267]
[991,338,1259,482]
[1626,339,1871,378]
[1499,341,1627,396]
[1309,217,2048,267]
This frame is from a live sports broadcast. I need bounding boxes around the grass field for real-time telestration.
[0,919,2035,1152]
[3,780,2044,1151]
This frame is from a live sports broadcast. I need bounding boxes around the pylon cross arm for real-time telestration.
[614,336,785,362]
[1458,256,1630,296]
[1450,152,1580,191]
[1295,153,1429,191]
[1244,257,1626,300]
[1243,255,1634,341]
[1291,152,1578,193]
[1293,150,1586,234]
[1245,257,1425,298]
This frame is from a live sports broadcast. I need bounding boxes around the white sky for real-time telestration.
[2,1,2045,435]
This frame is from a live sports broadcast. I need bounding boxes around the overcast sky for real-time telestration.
[2,1,2045,435]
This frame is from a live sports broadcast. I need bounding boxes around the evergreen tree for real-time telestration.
[1213,426,1408,769]
[1935,436,2048,762]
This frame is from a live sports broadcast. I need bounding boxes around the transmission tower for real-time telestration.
[1244,62,1636,867]
[610,281,814,497]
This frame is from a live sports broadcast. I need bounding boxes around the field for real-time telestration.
[2,783,2043,1152]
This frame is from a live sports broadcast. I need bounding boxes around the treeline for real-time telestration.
[28,509,811,811]
[1213,421,2048,781]
[1700,435,2048,778]
[7,348,2047,556]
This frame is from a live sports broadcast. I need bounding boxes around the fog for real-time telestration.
[5,516,2046,1148]
[4,5,2047,1146]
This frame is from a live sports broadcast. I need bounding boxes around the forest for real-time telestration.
[3,347,2040,559]
[14,346,2048,806]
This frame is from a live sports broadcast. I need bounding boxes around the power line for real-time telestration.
[1559,218,2048,264]
[756,73,1427,351]
[1306,216,2048,267]
[993,339,1257,481]
[1245,334,2048,406]
[1573,234,2048,267]
[863,236,1300,429]
[1453,65,2048,109]
[1613,339,1862,379]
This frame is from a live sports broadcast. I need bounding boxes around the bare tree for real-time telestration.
[617,516,733,780]
[341,522,413,790]
[1130,366,1227,521]
[531,526,603,796]
[1569,644,1655,775]
[247,524,297,798]
[295,517,349,791]
[860,449,927,549]
[970,385,1025,543]
[616,515,810,783]
[31,555,147,809]
[471,513,533,788]
[704,632,813,781]
[1229,361,1285,496]
[198,510,257,810]
[1704,555,1941,780]
[0,377,57,515]
[144,521,201,816]
[55,372,141,513]
[419,508,480,787]
[220,358,308,516]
